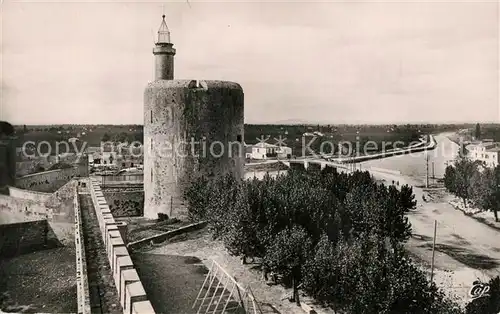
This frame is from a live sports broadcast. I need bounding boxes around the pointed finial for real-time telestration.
[157,14,171,44]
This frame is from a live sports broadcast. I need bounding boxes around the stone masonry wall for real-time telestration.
[0,220,49,257]
[144,80,245,219]
[0,180,77,245]
[16,167,77,193]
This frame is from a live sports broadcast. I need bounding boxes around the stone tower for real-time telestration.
[153,15,176,80]
[144,16,245,220]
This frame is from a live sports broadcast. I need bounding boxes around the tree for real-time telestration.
[475,123,481,140]
[453,157,477,206]
[102,133,110,142]
[444,165,457,194]
[490,166,500,221]
[263,225,312,305]
[183,165,463,313]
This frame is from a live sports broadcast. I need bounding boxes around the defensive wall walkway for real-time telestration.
[81,177,155,314]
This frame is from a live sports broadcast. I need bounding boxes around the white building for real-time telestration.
[466,140,500,168]
[246,143,292,160]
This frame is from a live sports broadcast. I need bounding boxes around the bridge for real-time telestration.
[283,134,437,171]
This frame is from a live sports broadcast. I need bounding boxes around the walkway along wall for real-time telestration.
[74,183,91,314]
[88,177,155,314]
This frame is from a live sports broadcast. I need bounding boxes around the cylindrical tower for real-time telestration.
[153,15,175,80]
[144,80,245,219]
[144,15,245,220]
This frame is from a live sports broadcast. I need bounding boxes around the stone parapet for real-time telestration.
[88,177,155,314]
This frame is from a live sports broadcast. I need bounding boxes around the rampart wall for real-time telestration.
[8,186,51,202]
[88,178,155,313]
[0,180,77,245]
[16,168,77,193]
[0,220,49,257]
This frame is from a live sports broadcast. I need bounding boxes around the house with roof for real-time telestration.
[247,143,292,160]
[466,140,500,168]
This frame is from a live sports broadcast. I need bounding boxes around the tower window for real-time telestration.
[151,168,153,182]
[151,139,153,151]
[151,110,153,123]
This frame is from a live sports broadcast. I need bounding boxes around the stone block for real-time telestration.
[109,237,125,265]
[117,222,128,245]
[131,301,155,314]
[107,230,122,261]
[120,269,140,308]
[105,223,120,248]
[113,246,129,280]
[124,281,147,314]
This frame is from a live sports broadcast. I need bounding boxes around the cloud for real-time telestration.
[1,0,498,124]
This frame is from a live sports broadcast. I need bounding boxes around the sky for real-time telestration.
[0,0,499,125]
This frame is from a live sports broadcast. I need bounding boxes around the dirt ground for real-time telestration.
[139,228,330,314]
[117,216,192,243]
[0,247,77,313]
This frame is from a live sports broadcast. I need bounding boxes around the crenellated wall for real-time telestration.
[88,178,155,314]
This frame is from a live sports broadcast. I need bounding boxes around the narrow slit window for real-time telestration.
[151,139,153,151]
[150,110,153,123]
[151,168,153,182]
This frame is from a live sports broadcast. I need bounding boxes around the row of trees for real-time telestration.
[444,157,500,221]
[185,167,471,313]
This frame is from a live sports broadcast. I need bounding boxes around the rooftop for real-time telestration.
[157,15,171,44]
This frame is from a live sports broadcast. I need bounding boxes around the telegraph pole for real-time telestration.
[426,153,429,188]
[430,220,437,284]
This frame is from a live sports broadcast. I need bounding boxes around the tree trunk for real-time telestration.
[463,197,467,207]
[494,209,498,222]
[291,268,300,306]
[293,276,300,306]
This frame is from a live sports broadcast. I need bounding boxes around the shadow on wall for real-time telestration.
[0,220,63,258]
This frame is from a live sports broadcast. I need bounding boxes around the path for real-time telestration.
[79,193,122,314]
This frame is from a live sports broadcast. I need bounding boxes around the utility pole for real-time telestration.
[169,196,173,217]
[426,153,429,188]
[430,220,437,284]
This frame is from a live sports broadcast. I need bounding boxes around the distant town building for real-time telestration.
[247,143,292,160]
[466,140,500,168]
